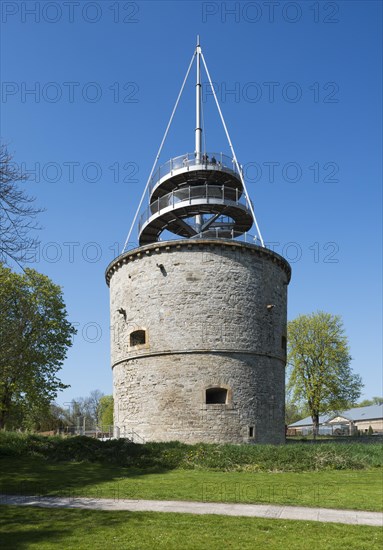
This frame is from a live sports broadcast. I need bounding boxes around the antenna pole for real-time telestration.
[195,35,202,162]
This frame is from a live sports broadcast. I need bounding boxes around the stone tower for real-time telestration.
[106,40,291,444]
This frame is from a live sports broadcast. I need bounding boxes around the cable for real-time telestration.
[122,51,196,253]
[201,52,265,247]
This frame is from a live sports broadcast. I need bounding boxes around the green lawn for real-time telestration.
[1,436,382,549]
[1,506,382,550]
[1,457,381,511]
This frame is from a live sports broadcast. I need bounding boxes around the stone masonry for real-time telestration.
[106,239,291,444]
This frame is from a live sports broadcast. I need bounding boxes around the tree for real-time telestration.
[0,263,76,429]
[87,389,104,424]
[25,403,70,433]
[65,390,104,432]
[98,395,113,427]
[285,399,310,426]
[357,397,383,407]
[0,144,43,266]
[285,383,309,425]
[287,311,362,438]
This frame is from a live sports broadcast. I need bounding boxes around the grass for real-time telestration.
[0,457,382,511]
[1,431,382,472]
[0,432,382,512]
[1,506,382,550]
[1,434,382,549]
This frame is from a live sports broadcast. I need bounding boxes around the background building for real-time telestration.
[288,405,383,436]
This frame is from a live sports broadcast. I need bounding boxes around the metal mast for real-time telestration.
[122,38,265,252]
[195,35,202,162]
[195,36,203,233]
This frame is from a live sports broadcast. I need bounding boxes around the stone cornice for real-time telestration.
[105,239,291,286]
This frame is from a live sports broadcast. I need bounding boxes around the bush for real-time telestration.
[0,432,382,472]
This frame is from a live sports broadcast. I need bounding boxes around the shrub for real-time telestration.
[0,432,382,472]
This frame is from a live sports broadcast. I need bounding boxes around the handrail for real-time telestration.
[149,152,241,194]
[190,230,260,244]
[139,184,249,233]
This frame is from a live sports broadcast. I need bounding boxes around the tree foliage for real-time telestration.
[357,397,383,407]
[285,399,310,425]
[287,311,362,437]
[20,390,107,433]
[0,263,76,429]
[65,390,105,431]
[98,395,114,427]
[25,403,70,433]
[0,144,43,266]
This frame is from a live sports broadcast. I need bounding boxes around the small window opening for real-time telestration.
[130,330,146,347]
[249,426,254,438]
[206,387,227,404]
[281,335,287,352]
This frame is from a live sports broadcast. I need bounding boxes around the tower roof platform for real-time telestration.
[149,152,243,201]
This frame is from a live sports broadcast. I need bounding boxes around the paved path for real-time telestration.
[1,495,382,526]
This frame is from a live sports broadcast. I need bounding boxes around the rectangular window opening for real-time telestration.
[130,329,146,347]
[206,387,228,404]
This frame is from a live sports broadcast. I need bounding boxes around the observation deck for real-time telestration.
[138,152,253,245]
[121,38,265,252]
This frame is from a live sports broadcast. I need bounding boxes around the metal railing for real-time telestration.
[153,229,261,245]
[149,152,241,194]
[139,184,249,233]
[116,426,146,443]
[190,229,260,243]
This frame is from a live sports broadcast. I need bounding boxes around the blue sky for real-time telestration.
[1,0,382,405]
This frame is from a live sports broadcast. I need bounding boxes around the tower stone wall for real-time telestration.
[106,239,291,444]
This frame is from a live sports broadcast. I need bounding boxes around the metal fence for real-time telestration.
[56,425,145,443]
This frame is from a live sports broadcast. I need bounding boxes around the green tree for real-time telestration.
[98,395,114,428]
[65,390,104,432]
[0,263,76,429]
[357,397,383,407]
[285,400,310,425]
[287,311,362,438]
[26,403,70,433]
[285,385,310,425]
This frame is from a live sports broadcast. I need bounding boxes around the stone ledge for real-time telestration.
[105,239,291,286]
[111,348,287,370]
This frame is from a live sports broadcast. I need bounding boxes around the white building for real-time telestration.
[288,404,383,436]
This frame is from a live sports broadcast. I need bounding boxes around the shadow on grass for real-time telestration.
[0,505,143,550]
[0,434,191,468]
[0,457,172,501]
[0,505,67,550]
[1,504,383,550]
[0,435,191,499]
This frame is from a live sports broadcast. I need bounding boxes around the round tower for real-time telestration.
[106,40,291,444]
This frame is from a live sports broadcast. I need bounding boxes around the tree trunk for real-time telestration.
[0,388,13,430]
[0,402,9,430]
[0,412,5,430]
[312,413,319,440]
